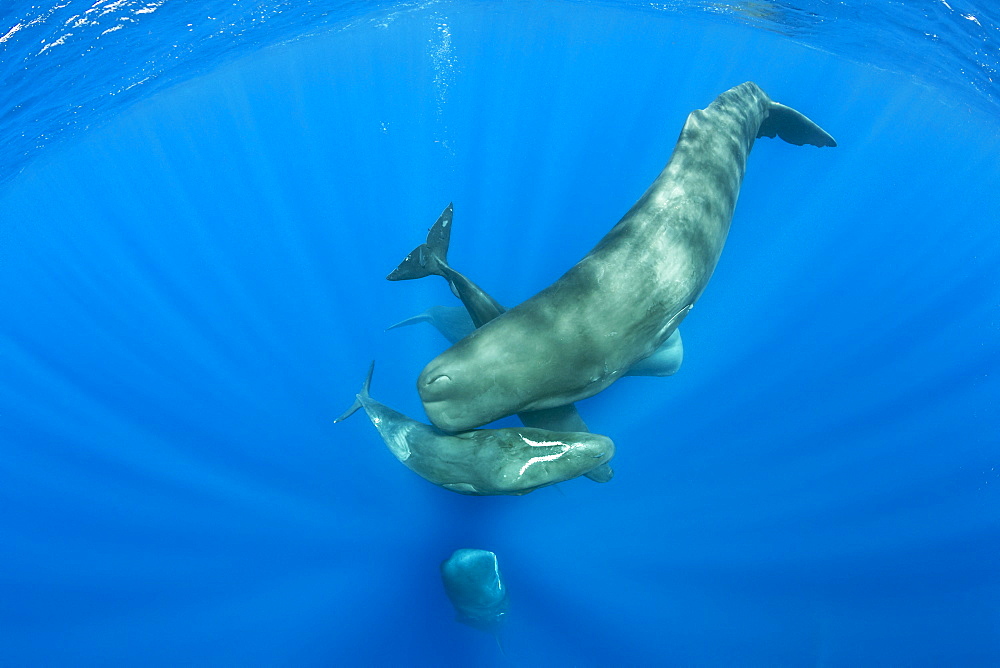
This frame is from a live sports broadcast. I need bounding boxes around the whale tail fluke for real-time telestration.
[334,361,375,423]
[759,102,837,148]
[387,203,454,281]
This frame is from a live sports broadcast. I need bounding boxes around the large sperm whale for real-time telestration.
[416,82,837,432]
[334,363,613,495]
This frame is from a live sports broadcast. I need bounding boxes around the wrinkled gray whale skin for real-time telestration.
[334,362,614,495]
[387,205,614,483]
[389,304,683,377]
[440,548,509,634]
[417,82,836,432]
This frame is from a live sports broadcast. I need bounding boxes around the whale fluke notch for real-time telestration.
[386,203,453,281]
[333,360,375,423]
[759,101,837,148]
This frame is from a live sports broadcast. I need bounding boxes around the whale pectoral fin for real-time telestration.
[386,312,432,331]
[387,306,476,345]
[759,102,837,148]
[442,482,482,495]
[643,304,691,374]
[519,404,589,432]
[626,328,684,377]
[661,304,692,338]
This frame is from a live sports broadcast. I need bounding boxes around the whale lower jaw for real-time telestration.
[423,400,490,433]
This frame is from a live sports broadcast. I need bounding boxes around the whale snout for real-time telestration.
[417,362,456,404]
[420,371,452,395]
[417,363,474,432]
[582,434,615,464]
[418,350,507,432]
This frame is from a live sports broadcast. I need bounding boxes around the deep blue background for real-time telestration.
[1,2,998,665]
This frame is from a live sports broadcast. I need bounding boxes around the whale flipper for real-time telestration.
[385,312,433,330]
[386,305,475,344]
[625,328,683,377]
[759,102,837,147]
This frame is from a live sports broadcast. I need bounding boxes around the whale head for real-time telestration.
[417,308,610,431]
[440,549,508,632]
[491,430,615,494]
[417,338,537,431]
[418,359,491,432]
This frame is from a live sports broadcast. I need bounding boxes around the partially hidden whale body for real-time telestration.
[334,362,614,495]
[440,548,509,635]
[417,82,836,432]
[386,204,616,483]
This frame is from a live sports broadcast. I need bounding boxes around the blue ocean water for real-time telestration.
[1,1,998,665]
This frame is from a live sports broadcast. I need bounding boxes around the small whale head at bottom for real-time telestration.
[440,548,508,632]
